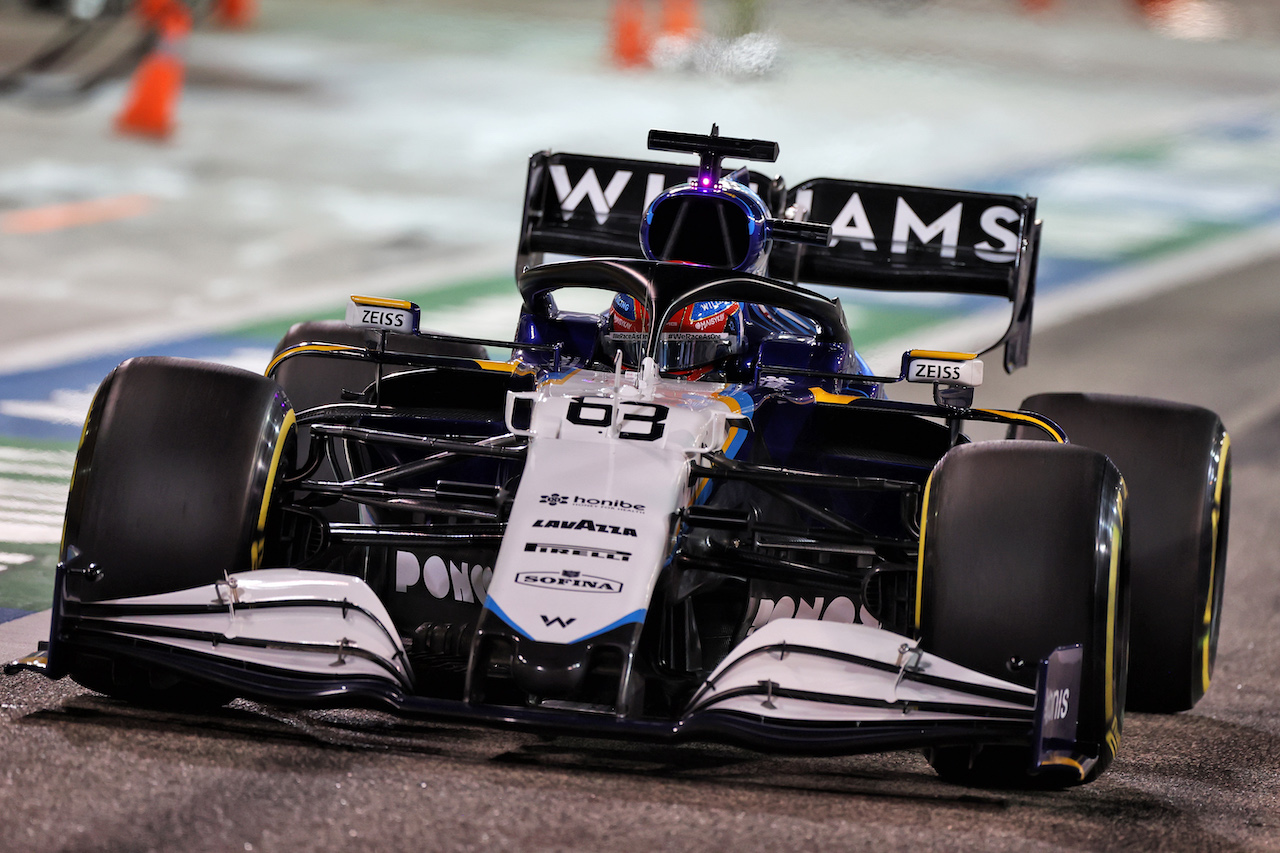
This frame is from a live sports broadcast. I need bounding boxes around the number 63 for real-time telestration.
[565,397,668,442]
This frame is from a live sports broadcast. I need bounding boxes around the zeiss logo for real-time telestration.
[539,493,645,514]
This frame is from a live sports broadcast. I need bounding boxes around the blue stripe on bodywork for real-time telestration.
[719,387,755,418]
[722,423,748,459]
[485,599,645,645]
[484,598,534,640]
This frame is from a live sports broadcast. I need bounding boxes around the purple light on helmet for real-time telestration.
[701,176,711,187]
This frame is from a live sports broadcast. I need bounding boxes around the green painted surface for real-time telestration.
[0,438,73,614]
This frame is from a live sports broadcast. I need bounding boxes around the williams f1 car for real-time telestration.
[9,127,1231,787]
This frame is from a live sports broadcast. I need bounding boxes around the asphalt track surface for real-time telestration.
[0,246,1277,853]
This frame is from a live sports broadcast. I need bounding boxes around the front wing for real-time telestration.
[13,567,1089,777]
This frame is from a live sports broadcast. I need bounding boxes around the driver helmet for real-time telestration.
[606,294,744,379]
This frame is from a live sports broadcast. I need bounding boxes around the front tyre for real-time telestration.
[918,441,1129,787]
[57,357,295,704]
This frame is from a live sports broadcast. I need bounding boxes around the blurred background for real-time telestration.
[2,0,1280,613]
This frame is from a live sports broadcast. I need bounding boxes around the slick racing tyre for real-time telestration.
[917,441,1129,787]
[58,357,295,705]
[1015,393,1231,713]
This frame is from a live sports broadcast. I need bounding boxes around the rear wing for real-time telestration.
[516,151,783,271]
[516,153,1040,372]
[768,179,1040,371]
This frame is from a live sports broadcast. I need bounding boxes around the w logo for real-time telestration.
[549,166,632,225]
[540,615,576,628]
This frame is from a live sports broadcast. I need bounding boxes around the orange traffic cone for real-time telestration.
[611,0,651,68]
[661,0,699,39]
[116,4,190,140]
[212,0,258,30]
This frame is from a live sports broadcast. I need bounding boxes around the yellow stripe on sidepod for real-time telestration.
[975,408,1067,443]
[475,359,518,373]
[265,344,365,377]
[806,394,1066,444]
[809,387,858,405]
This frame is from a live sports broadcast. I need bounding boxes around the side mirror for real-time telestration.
[346,295,420,335]
[902,350,983,410]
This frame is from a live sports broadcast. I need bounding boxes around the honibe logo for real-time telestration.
[538,493,646,514]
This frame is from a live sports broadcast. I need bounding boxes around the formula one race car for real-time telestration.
[9,127,1231,788]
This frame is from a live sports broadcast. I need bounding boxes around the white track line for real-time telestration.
[0,448,72,546]
[864,222,1280,370]
[6,227,1280,433]
[0,245,509,376]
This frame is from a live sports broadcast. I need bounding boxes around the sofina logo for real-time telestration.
[538,493,646,514]
[515,570,624,594]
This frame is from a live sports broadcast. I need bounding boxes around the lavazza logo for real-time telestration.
[539,493,645,514]
[533,518,638,537]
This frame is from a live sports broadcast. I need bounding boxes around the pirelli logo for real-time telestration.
[523,542,631,562]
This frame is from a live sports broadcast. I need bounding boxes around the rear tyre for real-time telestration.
[270,319,488,414]
[918,441,1129,787]
[59,357,295,705]
[1016,393,1230,712]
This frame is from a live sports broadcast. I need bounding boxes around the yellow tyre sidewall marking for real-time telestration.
[1104,488,1124,759]
[250,409,296,569]
[1201,431,1231,694]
